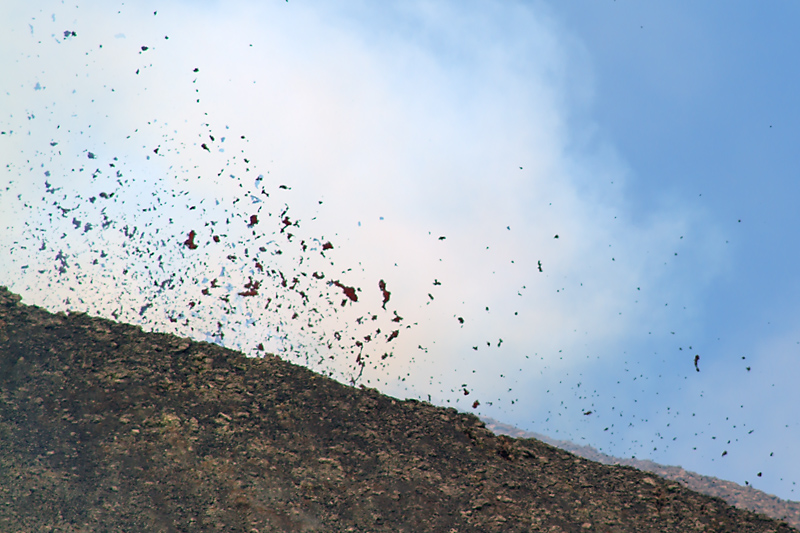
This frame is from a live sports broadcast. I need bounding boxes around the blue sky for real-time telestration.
[2,1,799,500]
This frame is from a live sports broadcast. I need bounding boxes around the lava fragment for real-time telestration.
[379,279,390,309]
[238,278,260,297]
[387,330,399,342]
[694,354,700,372]
[331,281,358,303]
[183,230,198,250]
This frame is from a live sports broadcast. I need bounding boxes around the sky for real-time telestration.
[1,0,799,500]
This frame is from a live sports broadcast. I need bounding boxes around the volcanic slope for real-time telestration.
[484,418,800,530]
[0,286,795,532]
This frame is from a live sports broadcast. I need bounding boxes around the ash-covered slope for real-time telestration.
[0,286,795,533]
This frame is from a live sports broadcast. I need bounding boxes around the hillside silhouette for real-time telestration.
[1,286,796,532]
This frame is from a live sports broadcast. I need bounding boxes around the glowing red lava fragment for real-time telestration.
[238,278,260,297]
[188,301,196,309]
[463,388,469,396]
[322,241,333,251]
[332,281,358,303]
[257,343,264,351]
[255,262,263,272]
[248,214,258,227]
[201,143,210,152]
[379,279,391,309]
[312,272,325,279]
[392,311,403,323]
[472,400,480,409]
[387,330,399,342]
[213,235,220,243]
[281,216,292,229]
[184,230,198,249]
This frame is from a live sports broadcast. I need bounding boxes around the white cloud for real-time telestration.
[2,0,731,451]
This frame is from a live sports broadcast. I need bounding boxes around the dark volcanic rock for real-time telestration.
[0,286,796,532]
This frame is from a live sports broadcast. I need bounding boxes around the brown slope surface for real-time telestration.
[0,286,796,533]
[484,419,800,530]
